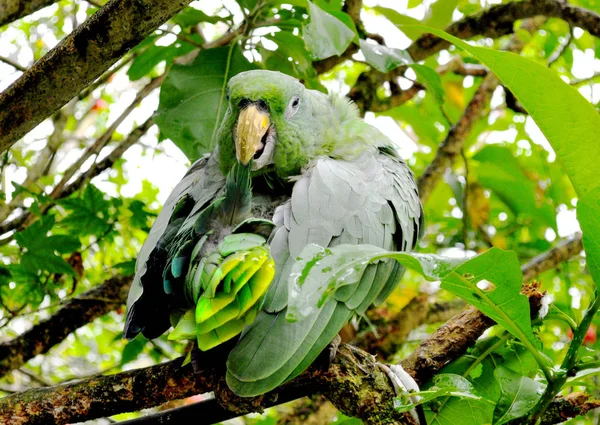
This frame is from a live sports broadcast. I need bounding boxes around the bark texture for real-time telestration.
[0,0,190,152]
[0,0,58,27]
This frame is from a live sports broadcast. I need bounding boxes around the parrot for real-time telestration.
[124,70,424,402]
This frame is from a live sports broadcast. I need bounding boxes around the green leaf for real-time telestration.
[14,216,55,249]
[263,31,315,79]
[44,235,81,254]
[121,337,146,366]
[21,251,76,275]
[492,366,545,424]
[474,145,556,229]
[155,46,256,160]
[112,260,136,276]
[59,184,113,237]
[286,244,463,321]
[370,7,424,40]
[577,186,600,285]
[442,249,537,348]
[404,24,600,197]
[411,64,445,106]
[359,39,412,73]
[396,374,483,413]
[287,244,537,353]
[172,6,220,27]
[303,1,355,60]
[128,43,195,81]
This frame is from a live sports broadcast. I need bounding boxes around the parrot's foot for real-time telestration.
[328,334,342,363]
[377,363,425,425]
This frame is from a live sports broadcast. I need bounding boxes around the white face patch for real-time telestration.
[252,126,277,171]
[285,95,301,119]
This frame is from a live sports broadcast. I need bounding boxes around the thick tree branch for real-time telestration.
[0,0,191,153]
[0,0,59,27]
[407,0,600,62]
[0,229,584,424]
[0,276,131,378]
[0,344,412,425]
[401,234,583,385]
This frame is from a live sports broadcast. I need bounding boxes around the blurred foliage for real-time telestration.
[1,0,600,424]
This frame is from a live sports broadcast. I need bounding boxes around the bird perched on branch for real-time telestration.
[125,70,424,404]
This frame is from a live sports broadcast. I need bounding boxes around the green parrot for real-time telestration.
[125,70,423,399]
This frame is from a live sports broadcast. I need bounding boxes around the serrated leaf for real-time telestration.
[59,184,113,237]
[155,46,256,159]
[21,251,76,275]
[44,235,81,254]
[303,1,355,60]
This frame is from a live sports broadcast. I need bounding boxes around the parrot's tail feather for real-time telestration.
[226,302,352,397]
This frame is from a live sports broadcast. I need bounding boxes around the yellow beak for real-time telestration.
[235,104,270,165]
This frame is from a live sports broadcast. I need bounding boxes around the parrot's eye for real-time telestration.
[286,96,301,119]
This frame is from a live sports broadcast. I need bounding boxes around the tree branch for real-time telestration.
[0,0,59,27]
[407,0,600,62]
[416,17,542,203]
[401,234,583,385]
[0,228,584,425]
[0,276,131,378]
[0,0,191,153]
[0,117,154,238]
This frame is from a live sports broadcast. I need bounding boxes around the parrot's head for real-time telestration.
[217,70,332,177]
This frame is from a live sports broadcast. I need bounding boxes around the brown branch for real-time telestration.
[0,276,131,378]
[49,74,164,198]
[522,234,583,282]
[416,72,498,203]
[416,17,542,203]
[355,297,467,360]
[0,0,59,27]
[407,0,600,62]
[401,233,583,386]
[0,344,412,425]
[0,0,192,153]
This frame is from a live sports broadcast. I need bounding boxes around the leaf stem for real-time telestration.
[527,291,600,424]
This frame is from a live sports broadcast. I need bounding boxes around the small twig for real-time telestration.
[0,56,27,72]
[548,26,573,66]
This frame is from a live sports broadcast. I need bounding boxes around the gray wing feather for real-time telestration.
[125,154,226,336]
[228,148,423,395]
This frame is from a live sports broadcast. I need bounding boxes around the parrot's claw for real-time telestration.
[377,363,425,425]
[328,334,342,363]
